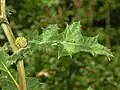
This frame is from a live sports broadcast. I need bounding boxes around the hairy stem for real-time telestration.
[0,0,27,90]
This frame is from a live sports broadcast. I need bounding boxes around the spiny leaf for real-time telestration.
[10,25,59,63]
[30,24,59,45]
[29,21,113,59]
[61,22,82,41]
[58,22,113,58]
[28,30,39,41]
[40,24,59,42]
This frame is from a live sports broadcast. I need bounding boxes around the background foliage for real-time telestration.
[0,0,120,90]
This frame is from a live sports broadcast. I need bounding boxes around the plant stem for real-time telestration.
[0,0,27,90]
[88,0,96,28]
[105,0,111,48]
[16,60,26,90]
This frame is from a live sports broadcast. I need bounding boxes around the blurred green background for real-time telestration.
[1,0,120,90]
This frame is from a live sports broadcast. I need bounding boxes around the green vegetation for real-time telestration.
[0,0,120,90]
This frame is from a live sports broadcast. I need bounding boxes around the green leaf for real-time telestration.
[0,69,18,90]
[0,49,19,89]
[28,30,39,41]
[0,78,17,90]
[0,49,11,71]
[30,24,59,45]
[29,21,113,59]
[87,86,94,90]
[58,22,113,58]
[60,22,82,41]
[40,24,59,43]
[27,77,46,90]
